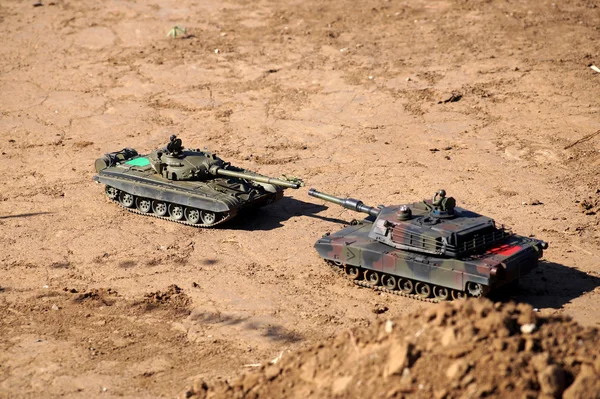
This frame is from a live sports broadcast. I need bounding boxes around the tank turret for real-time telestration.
[97,136,301,189]
[308,187,547,300]
[93,136,302,227]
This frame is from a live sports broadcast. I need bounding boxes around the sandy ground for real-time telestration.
[0,0,599,397]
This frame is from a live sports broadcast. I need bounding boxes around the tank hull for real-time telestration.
[315,220,541,299]
[94,162,284,226]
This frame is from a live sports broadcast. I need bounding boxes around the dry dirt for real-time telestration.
[183,299,600,399]
[0,0,599,397]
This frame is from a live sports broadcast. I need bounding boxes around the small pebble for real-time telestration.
[385,320,394,333]
[521,323,537,334]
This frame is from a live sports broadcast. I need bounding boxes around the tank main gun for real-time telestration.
[210,166,301,189]
[308,188,380,218]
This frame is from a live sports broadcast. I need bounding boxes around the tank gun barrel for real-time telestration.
[210,166,301,189]
[308,188,380,217]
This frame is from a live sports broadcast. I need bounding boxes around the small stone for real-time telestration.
[51,304,59,311]
[538,365,566,397]
[531,352,551,372]
[331,375,352,395]
[242,372,261,393]
[400,367,411,385]
[493,339,506,351]
[461,374,475,386]
[520,323,537,334]
[406,77,412,81]
[446,359,469,380]
[264,365,281,381]
[214,49,220,54]
[441,327,457,347]
[385,320,394,334]
[594,356,600,374]
[384,342,414,377]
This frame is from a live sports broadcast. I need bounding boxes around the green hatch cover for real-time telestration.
[126,157,151,167]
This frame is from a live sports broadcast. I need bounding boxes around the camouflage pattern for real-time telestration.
[309,188,547,299]
[93,136,302,227]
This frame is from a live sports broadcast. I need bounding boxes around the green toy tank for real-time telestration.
[308,188,547,301]
[93,136,302,227]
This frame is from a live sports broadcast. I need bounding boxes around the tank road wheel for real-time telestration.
[200,210,217,226]
[399,279,414,294]
[136,197,152,213]
[169,204,184,221]
[364,270,380,286]
[345,265,361,280]
[381,274,397,290]
[184,207,201,224]
[105,186,119,200]
[451,290,466,300]
[119,192,135,208]
[433,286,450,301]
[466,282,484,298]
[152,201,168,217]
[415,282,432,298]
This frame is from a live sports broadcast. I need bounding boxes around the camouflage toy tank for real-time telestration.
[93,136,302,227]
[308,188,547,301]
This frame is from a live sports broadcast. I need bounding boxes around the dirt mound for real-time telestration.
[182,299,600,399]
[143,284,191,313]
[70,287,118,307]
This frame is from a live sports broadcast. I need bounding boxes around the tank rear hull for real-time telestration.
[315,221,541,299]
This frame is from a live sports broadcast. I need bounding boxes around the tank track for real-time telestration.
[113,198,233,228]
[325,261,443,303]
[107,191,233,228]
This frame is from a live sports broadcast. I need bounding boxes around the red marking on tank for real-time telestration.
[486,244,522,257]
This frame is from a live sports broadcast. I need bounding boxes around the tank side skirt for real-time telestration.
[316,239,491,292]
[96,175,239,212]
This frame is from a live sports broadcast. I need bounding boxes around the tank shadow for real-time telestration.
[189,310,303,343]
[226,196,346,231]
[492,260,600,309]
[0,212,53,219]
